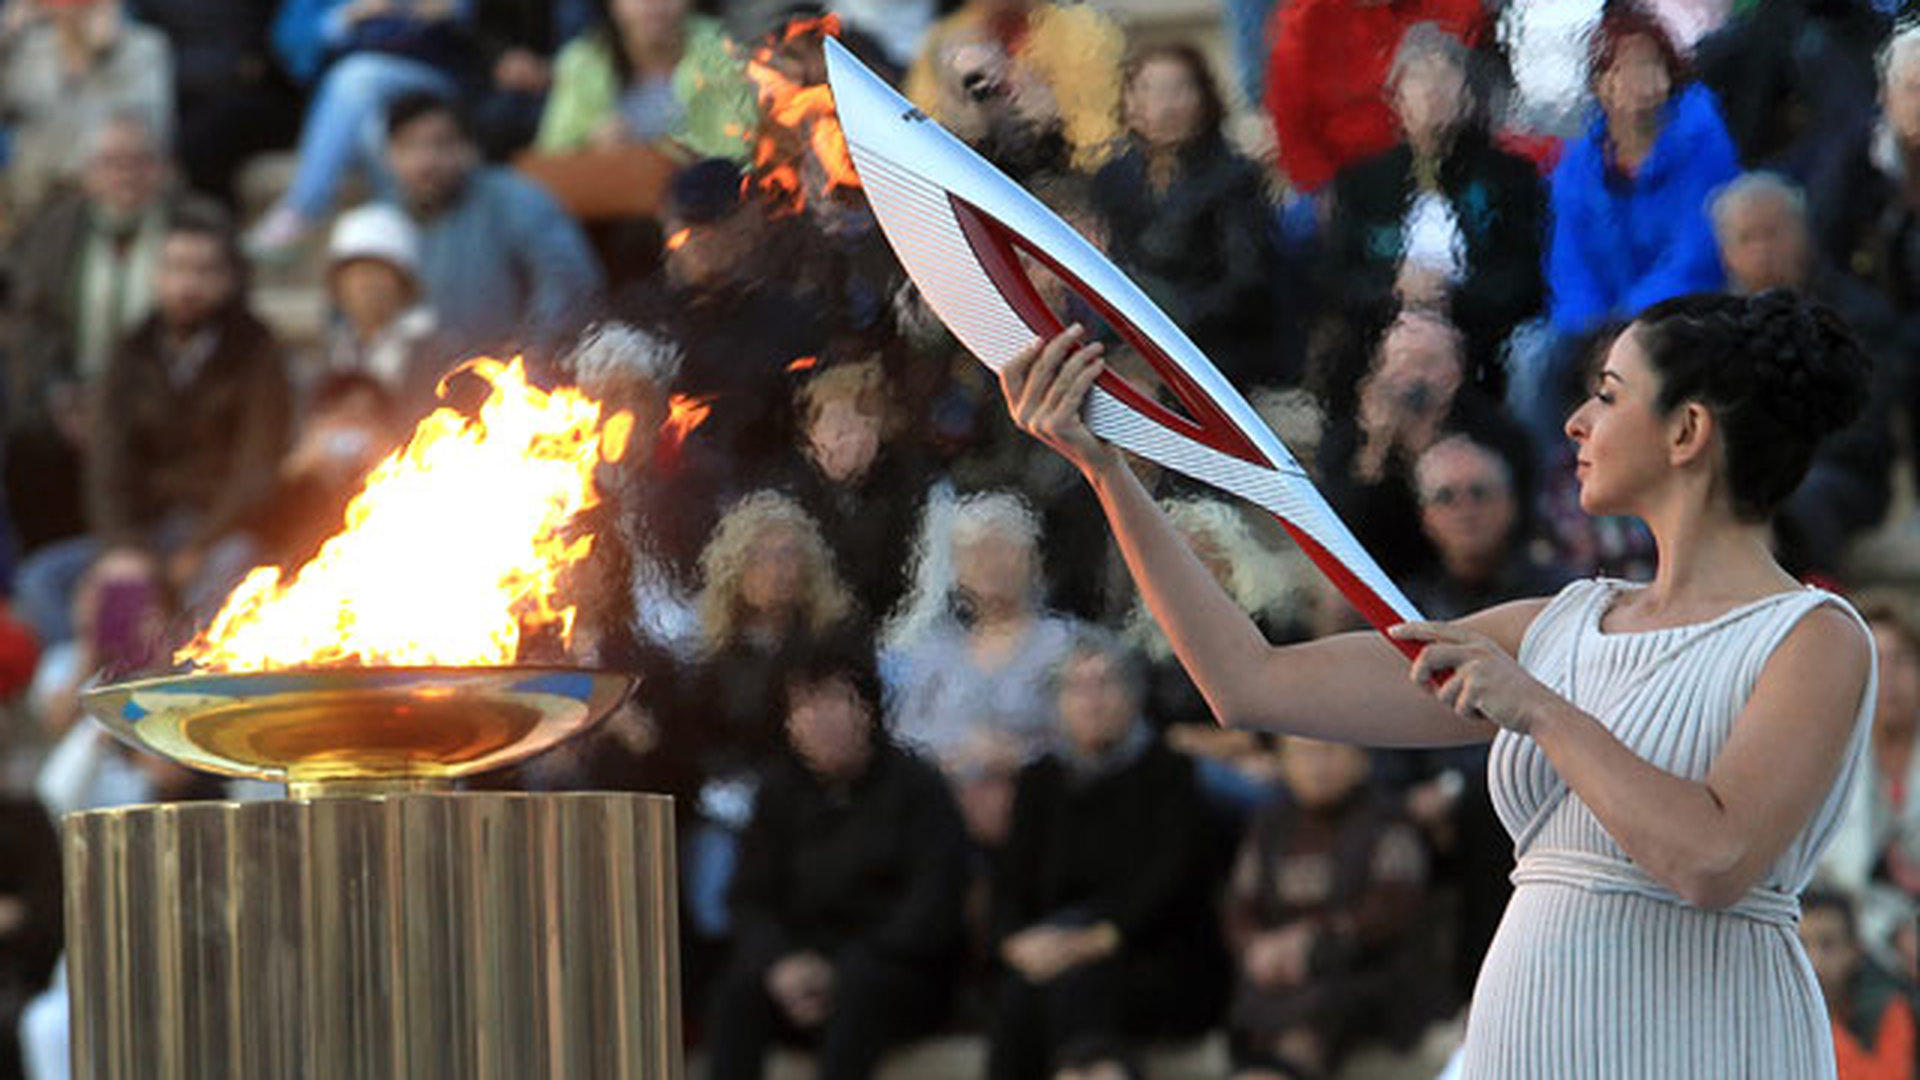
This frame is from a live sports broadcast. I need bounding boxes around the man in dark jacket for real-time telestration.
[988,628,1226,1080]
[87,203,292,563]
[706,630,969,1080]
[12,200,291,645]
[2,112,176,553]
[1321,23,1545,397]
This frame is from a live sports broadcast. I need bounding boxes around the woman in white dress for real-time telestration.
[998,291,1876,1078]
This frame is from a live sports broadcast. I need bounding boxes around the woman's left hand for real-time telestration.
[1390,620,1560,735]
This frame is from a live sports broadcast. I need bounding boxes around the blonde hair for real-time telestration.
[695,490,853,650]
[796,360,895,434]
[1123,497,1318,662]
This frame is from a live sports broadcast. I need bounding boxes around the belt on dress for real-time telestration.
[1511,849,1801,927]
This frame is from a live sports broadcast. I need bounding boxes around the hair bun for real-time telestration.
[1740,291,1870,439]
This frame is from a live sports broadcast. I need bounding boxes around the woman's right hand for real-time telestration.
[999,324,1122,478]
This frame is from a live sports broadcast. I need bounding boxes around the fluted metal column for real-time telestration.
[64,792,680,1080]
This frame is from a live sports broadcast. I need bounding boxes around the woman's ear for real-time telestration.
[1667,400,1715,469]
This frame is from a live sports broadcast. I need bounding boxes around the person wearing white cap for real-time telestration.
[323,202,447,413]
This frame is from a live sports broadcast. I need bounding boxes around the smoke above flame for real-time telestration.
[178,358,633,672]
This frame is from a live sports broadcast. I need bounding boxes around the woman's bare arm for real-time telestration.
[1397,606,1872,907]
[1003,326,1539,747]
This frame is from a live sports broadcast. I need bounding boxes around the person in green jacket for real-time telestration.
[534,0,758,162]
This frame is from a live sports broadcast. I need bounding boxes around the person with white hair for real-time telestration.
[886,490,1078,767]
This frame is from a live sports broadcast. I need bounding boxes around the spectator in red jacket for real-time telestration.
[1264,0,1488,194]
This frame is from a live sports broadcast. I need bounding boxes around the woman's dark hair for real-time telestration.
[1120,41,1227,145]
[1632,291,1870,522]
[1587,2,1690,91]
[779,623,884,722]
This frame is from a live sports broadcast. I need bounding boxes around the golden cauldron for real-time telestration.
[65,667,682,1080]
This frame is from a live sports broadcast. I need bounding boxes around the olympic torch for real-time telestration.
[822,39,1427,657]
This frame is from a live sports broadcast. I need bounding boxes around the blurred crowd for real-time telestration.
[2,0,1920,1078]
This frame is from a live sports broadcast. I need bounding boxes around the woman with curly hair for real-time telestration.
[1001,290,1877,1078]
[678,491,858,941]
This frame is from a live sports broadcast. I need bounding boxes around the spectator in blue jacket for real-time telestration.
[1515,3,1739,459]
[377,92,603,359]
[1544,5,1739,337]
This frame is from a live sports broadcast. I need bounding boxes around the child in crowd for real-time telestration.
[1224,736,1433,1079]
[1801,889,1916,1080]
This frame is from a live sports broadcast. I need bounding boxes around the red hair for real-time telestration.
[1586,3,1689,91]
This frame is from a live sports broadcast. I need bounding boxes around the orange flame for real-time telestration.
[786,355,819,373]
[657,393,714,459]
[745,15,860,214]
[666,227,692,251]
[178,358,632,671]
[778,13,841,43]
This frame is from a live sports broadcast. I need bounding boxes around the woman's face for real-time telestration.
[739,523,808,617]
[1564,327,1682,518]
[1393,55,1468,146]
[1126,57,1206,149]
[611,0,688,45]
[1872,622,1920,741]
[953,529,1034,614]
[1055,652,1136,755]
[805,399,883,484]
[1597,35,1672,128]
[785,675,873,780]
[1279,737,1369,809]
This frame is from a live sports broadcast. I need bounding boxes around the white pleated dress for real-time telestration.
[1461,579,1877,1078]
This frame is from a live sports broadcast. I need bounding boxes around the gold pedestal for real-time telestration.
[65,792,681,1080]
[68,667,678,1079]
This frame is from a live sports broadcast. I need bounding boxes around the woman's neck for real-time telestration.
[1635,497,1793,620]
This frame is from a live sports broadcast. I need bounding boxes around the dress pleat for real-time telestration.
[1459,579,1876,1078]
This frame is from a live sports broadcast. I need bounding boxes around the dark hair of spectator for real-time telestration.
[165,197,249,292]
[1120,41,1227,145]
[780,626,885,727]
[386,91,472,142]
[1587,2,1690,91]
[1801,887,1858,941]
[1631,292,1871,522]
